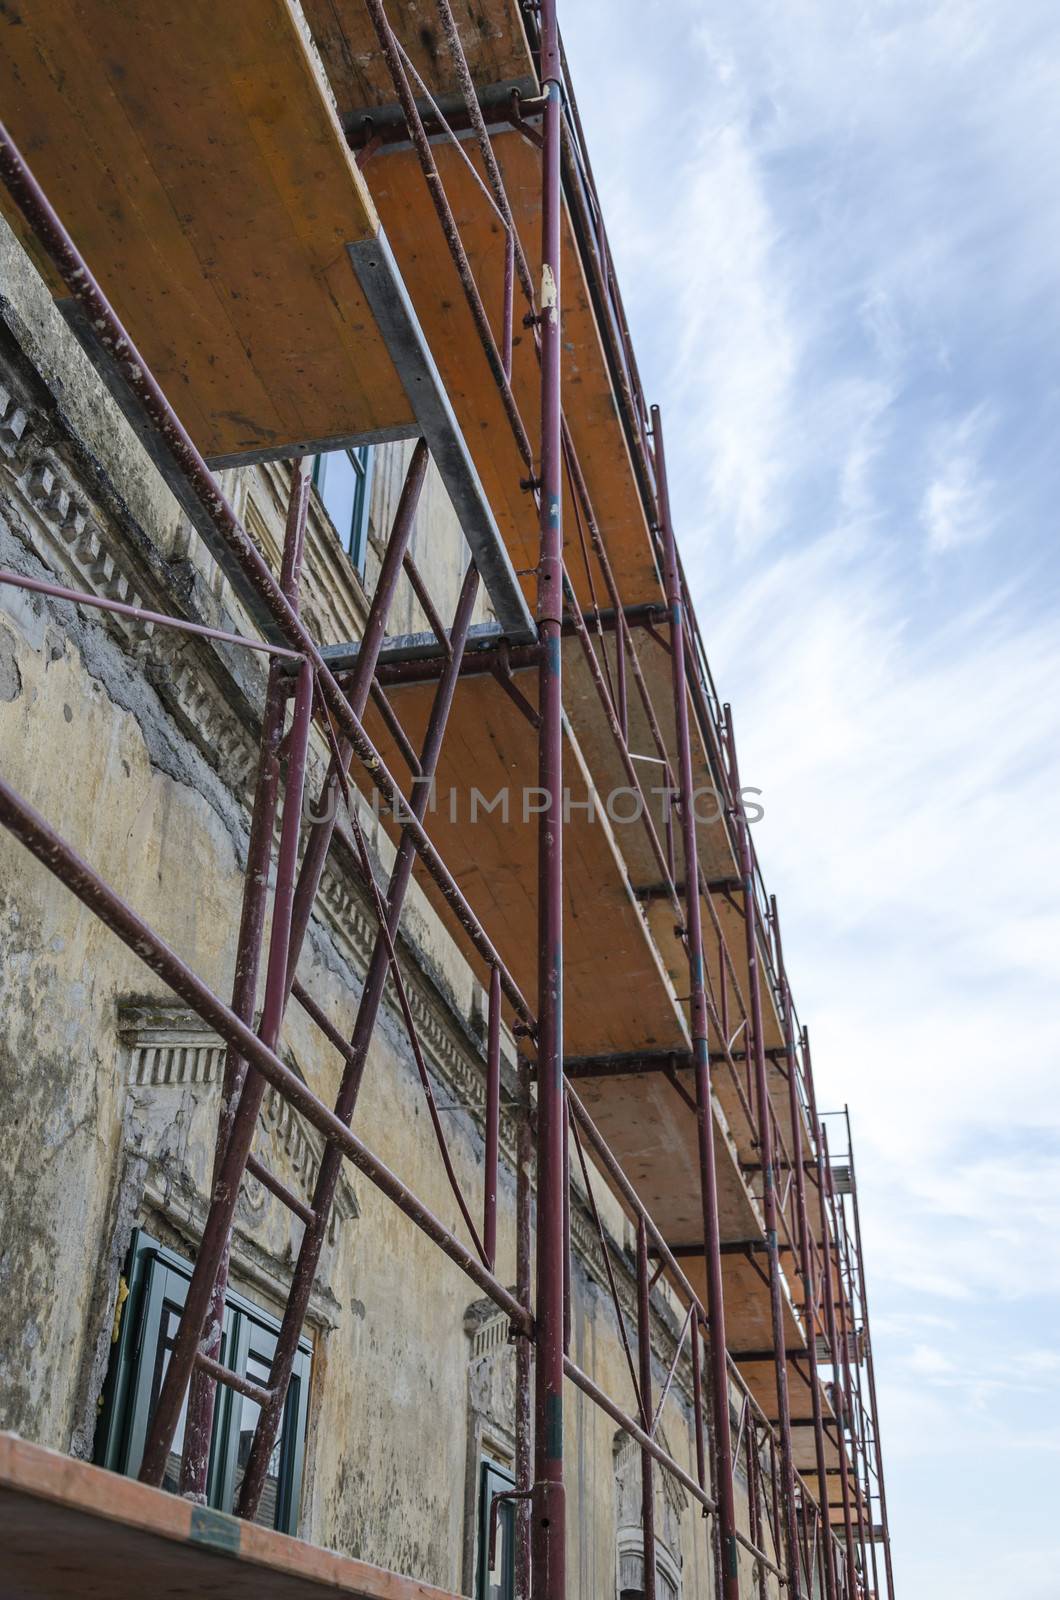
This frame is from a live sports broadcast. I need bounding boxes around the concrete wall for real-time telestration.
[0,216,778,1600]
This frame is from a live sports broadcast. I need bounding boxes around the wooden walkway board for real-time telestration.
[364,671,688,1058]
[356,136,661,613]
[302,0,537,105]
[576,1067,760,1247]
[0,0,414,461]
[564,625,735,895]
[303,0,661,611]
[0,1433,459,1600]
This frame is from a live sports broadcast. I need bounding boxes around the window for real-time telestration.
[312,446,374,573]
[95,1230,311,1535]
[477,1458,516,1600]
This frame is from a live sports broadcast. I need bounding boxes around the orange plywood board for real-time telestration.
[302,0,537,104]
[573,1067,760,1250]
[361,670,686,1058]
[302,2,661,613]
[0,0,413,460]
[0,1433,460,1600]
[355,135,661,614]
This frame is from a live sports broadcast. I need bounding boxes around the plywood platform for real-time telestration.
[575,1062,762,1250]
[303,3,663,614]
[0,0,414,461]
[0,1433,459,1600]
[564,624,735,895]
[364,669,688,1059]
[304,0,535,107]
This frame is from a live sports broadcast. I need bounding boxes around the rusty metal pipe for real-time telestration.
[484,964,502,1270]
[817,1126,859,1598]
[773,905,838,1600]
[531,9,567,1594]
[514,1064,534,1600]
[0,567,303,660]
[362,0,533,467]
[724,705,802,1595]
[179,464,310,1498]
[637,1216,659,1600]
[563,1358,716,1514]
[654,405,740,1599]
[845,1109,896,1598]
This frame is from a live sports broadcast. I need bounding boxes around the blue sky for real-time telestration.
[563,3,1060,1594]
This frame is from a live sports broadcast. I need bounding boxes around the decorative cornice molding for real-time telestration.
[118,1001,358,1244]
[1,373,262,802]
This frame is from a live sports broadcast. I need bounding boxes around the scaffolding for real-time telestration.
[0,2,894,1597]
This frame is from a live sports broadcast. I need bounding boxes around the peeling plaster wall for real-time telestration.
[0,215,774,1600]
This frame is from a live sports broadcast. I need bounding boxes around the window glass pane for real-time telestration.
[479,1461,516,1600]
[486,1501,512,1600]
[231,1349,286,1529]
[313,447,372,572]
[315,451,359,552]
[150,1301,190,1497]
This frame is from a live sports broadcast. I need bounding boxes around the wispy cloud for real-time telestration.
[920,404,997,554]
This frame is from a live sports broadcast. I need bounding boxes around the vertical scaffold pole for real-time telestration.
[723,708,801,1596]
[801,1029,847,1594]
[652,405,740,1600]
[515,1063,534,1600]
[817,1124,860,1598]
[845,1110,896,1599]
[636,1217,658,1600]
[533,3,566,1597]
[832,1163,872,1594]
[772,906,838,1600]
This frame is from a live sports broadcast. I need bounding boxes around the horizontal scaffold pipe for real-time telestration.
[308,603,668,683]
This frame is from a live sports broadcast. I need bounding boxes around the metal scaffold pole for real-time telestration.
[817,1124,861,1598]
[652,405,740,1600]
[845,1110,896,1599]
[533,2,566,1596]
[724,708,802,1596]
[772,909,839,1600]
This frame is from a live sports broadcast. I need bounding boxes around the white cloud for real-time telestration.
[907,1343,956,1378]
[610,113,801,554]
[920,404,997,554]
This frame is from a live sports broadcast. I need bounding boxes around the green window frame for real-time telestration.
[477,1458,516,1600]
[95,1229,311,1535]
[312,445,374,574]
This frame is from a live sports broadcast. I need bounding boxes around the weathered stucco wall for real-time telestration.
[0,215,776,1600]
